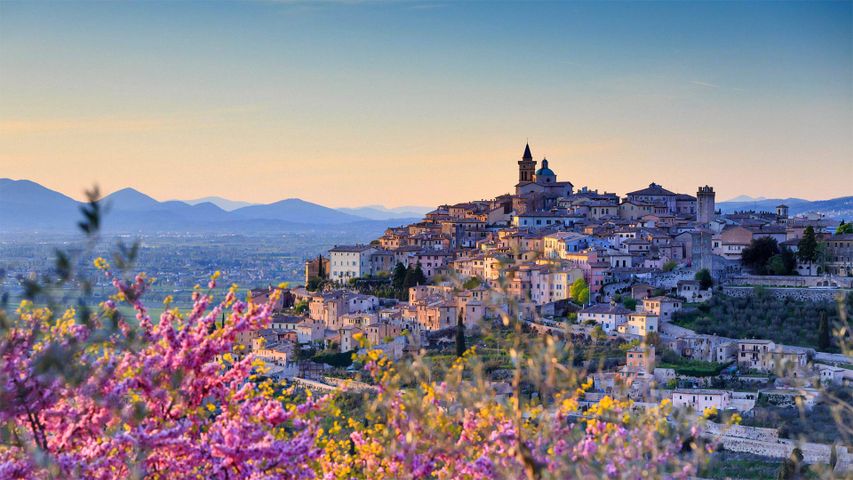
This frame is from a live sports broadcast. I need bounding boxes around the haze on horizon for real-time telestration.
[1,1,851,208]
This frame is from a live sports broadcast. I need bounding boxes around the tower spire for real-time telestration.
[518,142,536,183]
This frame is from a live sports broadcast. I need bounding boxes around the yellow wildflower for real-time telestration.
[93,257,110,271]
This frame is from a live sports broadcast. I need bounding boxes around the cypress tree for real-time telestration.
[818,311,831,351]
[317,254,326,279]
[455,309,466,357]
[392,262,407,290]
[797,226,818,263]
[413,263,427,285]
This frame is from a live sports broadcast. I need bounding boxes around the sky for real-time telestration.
[1,1,851,208]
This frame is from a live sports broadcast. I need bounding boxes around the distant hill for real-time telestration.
[723,195,768,203]
[0,179,80,231]
[717,195,853,219]
[103,187,161,211]
[182,196,255,211]
[717,197,810,213]
[232,199,366,225]
[0,179,419,234]
[337,204,432,220]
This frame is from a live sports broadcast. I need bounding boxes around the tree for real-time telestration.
[768,255,786,275]
[662,260,677,272]
[317,254,326,279]
[570,277,589,304]
[818,311,830,351]
[776,448,805,479]
[307,276,324,291]
[695,269,713,290]
[767,248,796,276]
[462,277,481,290]
[403,263,427,291]
[830,443,838,470]
[577,286,590,305]
[455,310,466,357]
[797,226,818,263]
[622,297,637,311]
[645,331,663,350]
[392,262,407,290]
[414,264,427,285]
[742,237,780,275]
[836,220,853,235]
[294,299,309,314]
[591,325,607,341]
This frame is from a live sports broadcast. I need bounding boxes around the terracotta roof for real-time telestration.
[580,304,633,315]
[330,244,374,253]
[627,183,677,197]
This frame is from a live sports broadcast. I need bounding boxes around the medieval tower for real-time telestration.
[697,185,715,223]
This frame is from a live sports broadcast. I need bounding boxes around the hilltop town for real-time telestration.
[230,145,850,471]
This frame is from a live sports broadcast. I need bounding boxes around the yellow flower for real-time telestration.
[560,398,579,414]
[93,257,110,271]
[17,299,34,313]
[703,406,718,419]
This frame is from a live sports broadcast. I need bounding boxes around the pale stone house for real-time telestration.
[618,313,659,337]
[578,303,632,333]
[672,389,731,413]
[329,245,377,281]
[642,296,682,321]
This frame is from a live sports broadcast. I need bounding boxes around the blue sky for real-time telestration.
[1,1,850,206]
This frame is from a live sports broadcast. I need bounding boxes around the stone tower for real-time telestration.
[517,143,536,183]
[697,185,715,223]
[776,204,789,220]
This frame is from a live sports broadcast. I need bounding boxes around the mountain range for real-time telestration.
[3,179,850,234]
[0,179,421,234]
[716,196,853,219]
[181,196,432,219]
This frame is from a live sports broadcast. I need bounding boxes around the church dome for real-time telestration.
[535,158,555,177]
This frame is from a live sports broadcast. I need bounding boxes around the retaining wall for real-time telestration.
[722,286,850,302]
[703,422,852,473]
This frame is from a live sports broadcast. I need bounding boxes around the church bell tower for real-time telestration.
[517,143,536,183]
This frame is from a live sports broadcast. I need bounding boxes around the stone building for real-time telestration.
[697,185,715,224]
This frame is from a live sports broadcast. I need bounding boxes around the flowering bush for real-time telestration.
[0,263,328,479]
